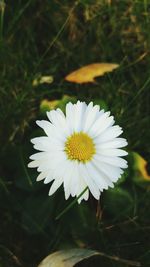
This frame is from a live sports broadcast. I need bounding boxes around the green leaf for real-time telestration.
[21,193,55,234]
[58,95,77,112]
[93,99,108,111]
[40,99,60,113]
[104,187,134,219]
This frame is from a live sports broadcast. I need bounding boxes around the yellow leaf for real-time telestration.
[133,152,150,181]
[65,63,119,84]
[40,99,59,112]
[32,75,53,86]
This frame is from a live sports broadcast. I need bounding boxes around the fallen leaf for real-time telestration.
[37,248,141,267]
[32,75,53,86]
[38,249,99,267]
[133,152,150,181]
[40,99,59,113]
[65,63,119,84]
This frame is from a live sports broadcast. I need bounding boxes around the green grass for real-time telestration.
[0,1,150,266]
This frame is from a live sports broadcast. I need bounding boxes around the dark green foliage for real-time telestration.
[0,1,150,266]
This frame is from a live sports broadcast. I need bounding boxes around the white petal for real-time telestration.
[86,162,113,190]
[65,102,76,134]
[36,120,53,136]
[88,113,114,137]
[36,120,65,142]
[76,176,87,200]
[73,101,87,132]
[83,189,89,201]
[92,158,122,183]
[37,160,52,172]
[31,136,48,145]
[83,103,100,132]
[94,154,128,168]
[56,108,66,117]
[96,138,128,149]
[77,188,89,203]
[52,157,71,182]
[37,120,66,144]
[95,125,123,143]
[36,171,48,181]
[28,161,38,168]
[30,152,49,160]
[63,161,75,200]
[70,161,80,197]
[36,151,65,172]
[64,173,71,200]
[79,163,100,200]
[70,161,88,201]
[96,148,128,157]
[47,109,69,136]
[44,171,54,184]
[48,177,63,196]
[31,137,53,151]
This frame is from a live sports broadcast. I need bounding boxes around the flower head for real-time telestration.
[28,101,128,203]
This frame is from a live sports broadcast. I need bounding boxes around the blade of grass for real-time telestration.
[0,0,5,41]
[7,0,32,34]
[0,177,9,194]
[122,76,150,117]
[33,0,79,74]
[19,148,33,186]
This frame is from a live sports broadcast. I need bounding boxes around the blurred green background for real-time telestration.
[0,1,150,267]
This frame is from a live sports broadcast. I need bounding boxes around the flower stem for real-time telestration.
[55,187,88,220]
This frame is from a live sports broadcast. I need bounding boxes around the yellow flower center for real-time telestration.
[65,132,96,163]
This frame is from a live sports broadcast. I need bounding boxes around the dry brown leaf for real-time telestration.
[65,63,119,84]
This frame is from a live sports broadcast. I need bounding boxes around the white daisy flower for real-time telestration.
[28,101,128,203]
